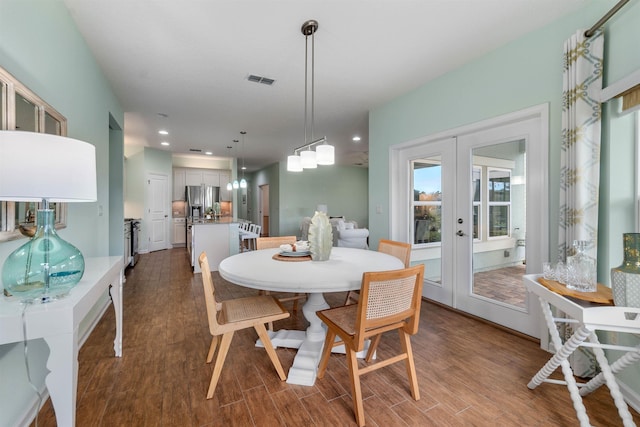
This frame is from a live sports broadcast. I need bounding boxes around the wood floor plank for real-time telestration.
[243,385,285,426]
[32,248,640,427]
[271,388,315,426]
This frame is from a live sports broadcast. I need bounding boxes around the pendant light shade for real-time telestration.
[226,182,233,191]
[232,180,239,189]
[240,178,247,188]
[316,143,334,165]
[288,154,302,172]
[300,149,317,169]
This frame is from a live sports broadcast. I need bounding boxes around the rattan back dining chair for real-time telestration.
[344,239,412,305]
[316,264,425,427]
[255,236,307,327]
[256,235,297,250]
[198,252,290,398]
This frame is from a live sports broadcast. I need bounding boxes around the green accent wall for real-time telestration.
[248,162,369,239]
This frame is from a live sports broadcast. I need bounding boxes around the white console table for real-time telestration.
[523,274,640,427]
[0,256,123,427]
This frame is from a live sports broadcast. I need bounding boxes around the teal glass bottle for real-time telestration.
[2,209,85,302]
[611,233,640,307]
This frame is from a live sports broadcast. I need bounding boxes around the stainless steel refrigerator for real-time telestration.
[186,185,220,218]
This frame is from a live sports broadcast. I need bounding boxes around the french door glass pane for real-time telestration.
[413,159,442,244]
[471,139,526,309]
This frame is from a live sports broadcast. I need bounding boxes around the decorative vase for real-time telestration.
[2,209,85,301]
[308,210,333,261]
[611,233,640,307]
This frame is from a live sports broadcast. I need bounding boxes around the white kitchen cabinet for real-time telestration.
[219,172,231,201]
[185,170,203,186]
[191,222,239,272]
[203,171,220,187]
[173,168,186,200]
[173,218,186,246]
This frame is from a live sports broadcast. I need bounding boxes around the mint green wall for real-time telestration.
[278,162,369,238]
[0,1,124,424]
[249,162,368,239]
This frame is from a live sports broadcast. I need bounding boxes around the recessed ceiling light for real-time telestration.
[161,141,170,146]
[352,136,361,142]
[241,166,247,170]
[205,151,213,156]
[158,130,169,135]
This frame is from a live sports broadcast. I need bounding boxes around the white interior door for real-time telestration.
[147,173,169,252]
[393,106,548,337]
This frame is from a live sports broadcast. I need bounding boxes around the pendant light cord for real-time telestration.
[311,28,315,143]
[304,33,309,145]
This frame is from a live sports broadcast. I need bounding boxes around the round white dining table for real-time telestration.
[218,246,404,386]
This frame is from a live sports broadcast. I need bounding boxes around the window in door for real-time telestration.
[412,158,442,246]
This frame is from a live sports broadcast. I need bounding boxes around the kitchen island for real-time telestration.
[188,217,239,273]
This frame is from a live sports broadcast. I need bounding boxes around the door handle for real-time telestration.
[456,230,465,236]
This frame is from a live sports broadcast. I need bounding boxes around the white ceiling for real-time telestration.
[63,0,584,171]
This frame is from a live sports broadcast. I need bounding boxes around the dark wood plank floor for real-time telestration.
[32,248,640,426]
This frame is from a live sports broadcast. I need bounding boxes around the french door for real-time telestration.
[392,106,548,337]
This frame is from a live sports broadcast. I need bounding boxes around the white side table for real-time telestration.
[0,256,123,427]
[523,274,640,427]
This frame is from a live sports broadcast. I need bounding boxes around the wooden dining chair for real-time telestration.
[344,238,412,305]
[316,264,425,427]
[255,236,307,324]
[198,252,290,398]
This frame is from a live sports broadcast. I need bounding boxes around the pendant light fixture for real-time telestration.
[286,19,335,172]
[232,139,240,189]
[226,145,233,191]
[240,131,247,189]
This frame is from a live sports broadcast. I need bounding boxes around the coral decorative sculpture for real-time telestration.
[308,211,333,261]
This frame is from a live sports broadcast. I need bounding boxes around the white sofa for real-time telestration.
[299,216,369,249]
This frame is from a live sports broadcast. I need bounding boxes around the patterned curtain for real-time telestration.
[558,29,604,377]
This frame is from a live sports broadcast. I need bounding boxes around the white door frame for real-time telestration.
[390,104,549,336]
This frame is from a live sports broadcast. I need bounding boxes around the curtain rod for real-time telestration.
[585,0,631,37]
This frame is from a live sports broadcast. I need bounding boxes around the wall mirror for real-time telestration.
[0,66,68,242]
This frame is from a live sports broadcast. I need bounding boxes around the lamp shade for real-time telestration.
[316,143,335,165]
[287,154,303,172]
[300,150,317,169]
[0,131,97,202]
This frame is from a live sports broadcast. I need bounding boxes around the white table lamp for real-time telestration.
[0,131,97,302]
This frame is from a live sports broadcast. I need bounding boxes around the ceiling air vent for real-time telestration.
[189,148,202,152]
[248,74,275,86]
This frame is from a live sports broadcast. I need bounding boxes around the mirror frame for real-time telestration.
[0,66,68,242]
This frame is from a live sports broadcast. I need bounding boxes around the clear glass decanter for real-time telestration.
[565,240,597,292]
